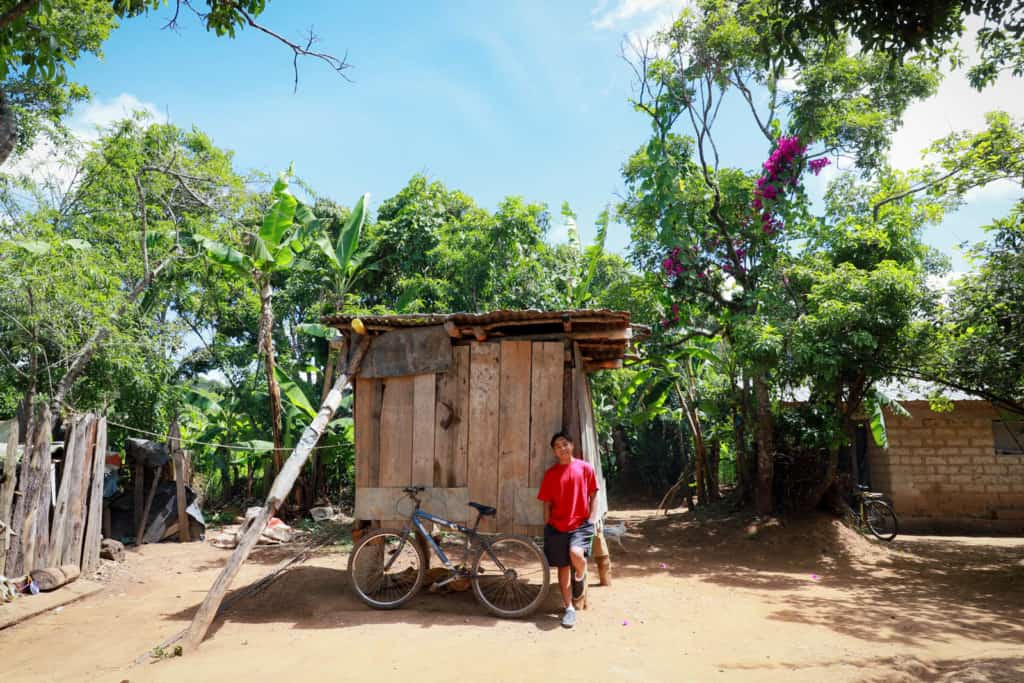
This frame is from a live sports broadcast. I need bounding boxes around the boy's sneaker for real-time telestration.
[571,569,587,599]
[561,607,576,628]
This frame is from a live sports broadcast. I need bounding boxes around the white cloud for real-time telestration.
[592,0,690,42]
[76,93,168,138]
[889,17,1024,172]
[928,271,969,306]
[5,94,166,191]
[963,178,1020,202]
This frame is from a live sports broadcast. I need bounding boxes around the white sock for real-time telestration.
[565,605,575,612]
[574,571,585,581]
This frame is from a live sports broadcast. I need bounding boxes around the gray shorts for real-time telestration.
[543,521,594,567]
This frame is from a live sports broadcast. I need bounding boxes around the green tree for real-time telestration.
[0,116,246,423]
[620,0,943,512]
[768,0,1023,89]
[0,0,351,167]
[931,208,1024,415]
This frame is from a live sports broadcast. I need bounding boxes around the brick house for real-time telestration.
[864,387,1024,534]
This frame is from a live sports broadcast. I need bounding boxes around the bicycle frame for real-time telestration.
[405,508,478,570]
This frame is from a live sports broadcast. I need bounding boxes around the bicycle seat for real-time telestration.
[856,484,870,491]
[468,502,497,517]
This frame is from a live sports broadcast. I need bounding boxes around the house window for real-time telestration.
[993,420,1024,455]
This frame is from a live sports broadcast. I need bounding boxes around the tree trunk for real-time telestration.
[611,425,631,492]
[0,89,16,169]
[707,439,720,501]
[671,421,694,510]
[733,405,750,503]
[4,405,50,575]
[258,279,285,476]
[676,384,707,506]
[754,375,774,515]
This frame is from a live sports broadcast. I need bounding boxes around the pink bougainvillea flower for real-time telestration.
[808,157,831,175]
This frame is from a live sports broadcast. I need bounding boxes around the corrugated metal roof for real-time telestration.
[321,308,633,329]
[320,309,645,369]
[784,380,983,403]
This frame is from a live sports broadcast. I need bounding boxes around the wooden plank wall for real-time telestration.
[433,345,470,491]
[354,377,383,489]
[354,339,569,535]
[498,341,531,533]
[379,376,414,487]
[467,343,501,531]
[529,342,564,489]
[411,374,436,486]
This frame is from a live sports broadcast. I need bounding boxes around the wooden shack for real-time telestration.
[322,310,640,535]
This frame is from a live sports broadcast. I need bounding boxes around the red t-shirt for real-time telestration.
[537,458,598,532]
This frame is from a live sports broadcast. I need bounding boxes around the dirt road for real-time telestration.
[2,507,1022,682]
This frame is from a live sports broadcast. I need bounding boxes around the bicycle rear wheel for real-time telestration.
[348,529,426,609]
[471,534,550,618]
[864,500,898,541]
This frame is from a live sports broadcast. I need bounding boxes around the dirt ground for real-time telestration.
[2,504,1023,683]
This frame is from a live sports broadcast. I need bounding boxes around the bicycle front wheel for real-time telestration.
[348,529,425,609]
[471,534,550,618]
[864,500,898,541]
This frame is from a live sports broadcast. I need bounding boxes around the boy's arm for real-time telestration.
[543,501,552,525]
[588,490,598,524]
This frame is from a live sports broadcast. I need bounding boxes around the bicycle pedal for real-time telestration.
[432,574,458,588]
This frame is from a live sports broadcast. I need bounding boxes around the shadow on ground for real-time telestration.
[605,503,1024,649]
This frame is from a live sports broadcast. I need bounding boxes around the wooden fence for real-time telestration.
[1,411,108,578]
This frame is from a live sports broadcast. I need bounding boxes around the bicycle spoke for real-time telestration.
[350,531,424,607]
[472,535,549,617]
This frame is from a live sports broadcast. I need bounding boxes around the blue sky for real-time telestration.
[55,1,1023,271]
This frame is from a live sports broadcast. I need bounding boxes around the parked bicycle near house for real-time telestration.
[348,486,550,617]
[853,484,898,541]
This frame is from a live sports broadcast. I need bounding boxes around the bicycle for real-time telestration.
[348,486,550,618]
[852,484,898,541]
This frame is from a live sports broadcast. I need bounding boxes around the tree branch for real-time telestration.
[892,366,1024,417]
[871,167,963,219]
[0,0,39,31]
[225,1,353,92]
[134,174,150,278]
[732,68,773,141]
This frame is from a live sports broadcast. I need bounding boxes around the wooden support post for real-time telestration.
[0,419,18,576]
[31,409,53,572]
[133,460,144,540]
[183,336,370,652]
[135,466,160,547]
[47,416,78,567]
[63,417,97,567]
[81,417,108,573]
[6,406,51,576]
[169,421,190,543]
[592,530,611,586]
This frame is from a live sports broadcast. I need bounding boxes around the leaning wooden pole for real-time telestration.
[183,335,368,651]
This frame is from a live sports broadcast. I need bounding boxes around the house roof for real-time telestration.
[784,379,983,403]
[321,309,647,367]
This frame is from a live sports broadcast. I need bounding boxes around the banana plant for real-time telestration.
[620,340,729,508]
[312,192,372,311]
[863,389,911,449]
[562,201,610,308]
[192,168,318,475]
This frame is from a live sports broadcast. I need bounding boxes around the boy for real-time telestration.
[537,432,598,628]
